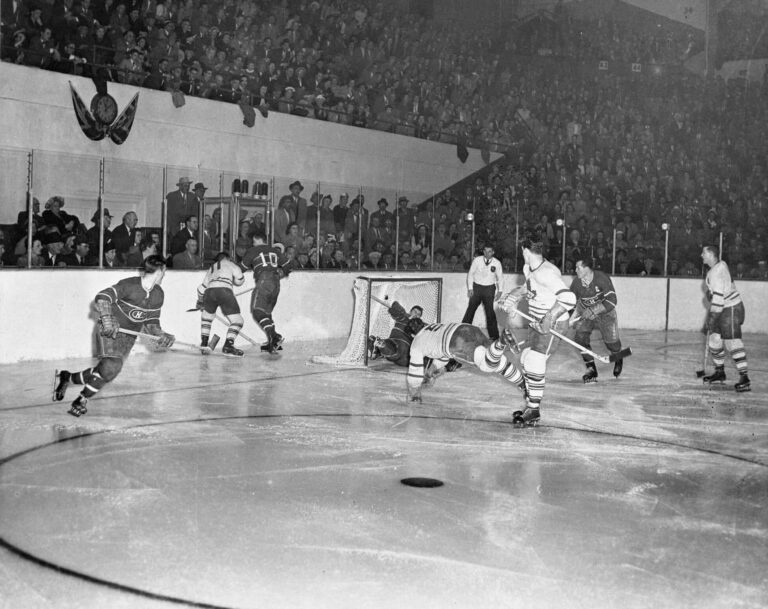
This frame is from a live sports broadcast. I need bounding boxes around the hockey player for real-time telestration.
[368,301,425,366]
[407,322,523,408]
[701,246,750,391]
[569,257,624,382]
[500,236,576,425]
[241,232,293,354]
[196,251,246,356]
[53,255,175,416]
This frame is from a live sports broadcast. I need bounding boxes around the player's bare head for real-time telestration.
[576,257,594,274]
[409,305,423,318]
[407,317,425,335]
[701,245,719,264]
[252,230,267,243]
[214,251,230,263]
[521,234,544,257]
[142,255,166,275]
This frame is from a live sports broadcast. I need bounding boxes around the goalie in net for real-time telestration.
[311,277,441,367]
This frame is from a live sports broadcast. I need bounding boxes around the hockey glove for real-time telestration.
[533,312,554,335]
[156,332,175,350]
[95,300,119,338]
[99,313,120,339]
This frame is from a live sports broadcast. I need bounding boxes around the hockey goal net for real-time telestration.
[311,276,442,367]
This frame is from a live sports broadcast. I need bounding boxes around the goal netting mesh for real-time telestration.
[311,276,442,367]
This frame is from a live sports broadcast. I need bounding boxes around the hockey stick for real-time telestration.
[511,308,631,364]
[185,286,253,309]
[184,307,262,348]
[696,330,709,378]
[118,328,224,355]
[370,294,391,308]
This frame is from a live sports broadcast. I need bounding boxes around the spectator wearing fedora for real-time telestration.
[102,240,122,268]
[166,176,199,240]
[370,197,394,228]
[85,208,113,254]
[41,232,66,267]
[278,180,307,235]
[397,196,414,244]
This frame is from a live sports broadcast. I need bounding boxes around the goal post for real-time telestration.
[311,276,442,367]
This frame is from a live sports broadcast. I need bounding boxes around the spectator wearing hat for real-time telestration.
[371,197,394,227]
[166,176,199,240]
[41,232,66,267]
[102,240,122,268]
[278,180,307,234]
[86,207,113,253]
[61,235,93,267]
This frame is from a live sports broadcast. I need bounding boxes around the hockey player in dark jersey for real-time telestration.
[368,301,425,366]
[196,251,246,356]
[241,232,293,354]
[53,255,175,416]
[569,257,624,382]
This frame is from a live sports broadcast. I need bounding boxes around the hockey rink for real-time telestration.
[0,329,766,609]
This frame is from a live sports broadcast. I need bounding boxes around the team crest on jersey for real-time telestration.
[129,309,149,321]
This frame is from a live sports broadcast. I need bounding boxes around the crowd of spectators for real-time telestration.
[2,0,768,277]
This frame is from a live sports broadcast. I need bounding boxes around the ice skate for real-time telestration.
[499,329,520,354]
[67,395,88,417]
[53,370,70,402]
[613,358,623,378]
[262,333,284,354]
[512,405,540,428]
[367,336,380,360]
[735,373,751,393]
[582,361,598,384]
[703,365,726,385]
[200,336,211,355]
[222,339,244,357]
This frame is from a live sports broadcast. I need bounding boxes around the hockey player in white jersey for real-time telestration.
[407,322,524,407]
[701,245,750,391]
[195,251,246,356]
[500,235,576,426]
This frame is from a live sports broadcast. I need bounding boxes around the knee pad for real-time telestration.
[474,346,506,372]
[96,357,123,382]
[708,333,723,351]
[227,313,244,328]
[724,338,743,352]
[201,311,216,322]
[523,349,546,376]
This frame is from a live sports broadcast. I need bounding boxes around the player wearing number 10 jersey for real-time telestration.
[241,232,293,353]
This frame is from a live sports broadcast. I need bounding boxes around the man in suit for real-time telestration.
[61,235,93,266]
[41,232,65,267]
[166,177,199,240]
[170,215,199,257]
[277,180,307,234]
[110,211,139,265]
[172,237,202,269]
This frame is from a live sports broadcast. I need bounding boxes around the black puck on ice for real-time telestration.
[400,477,444,488]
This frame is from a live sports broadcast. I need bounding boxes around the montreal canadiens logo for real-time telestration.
[129,309,148,321]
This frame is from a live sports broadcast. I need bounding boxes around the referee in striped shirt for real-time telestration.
[461,244,503,340]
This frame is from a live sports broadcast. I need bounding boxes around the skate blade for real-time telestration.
[52,369,59,402]
[735,386,751,393]
[52,369,69,402]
